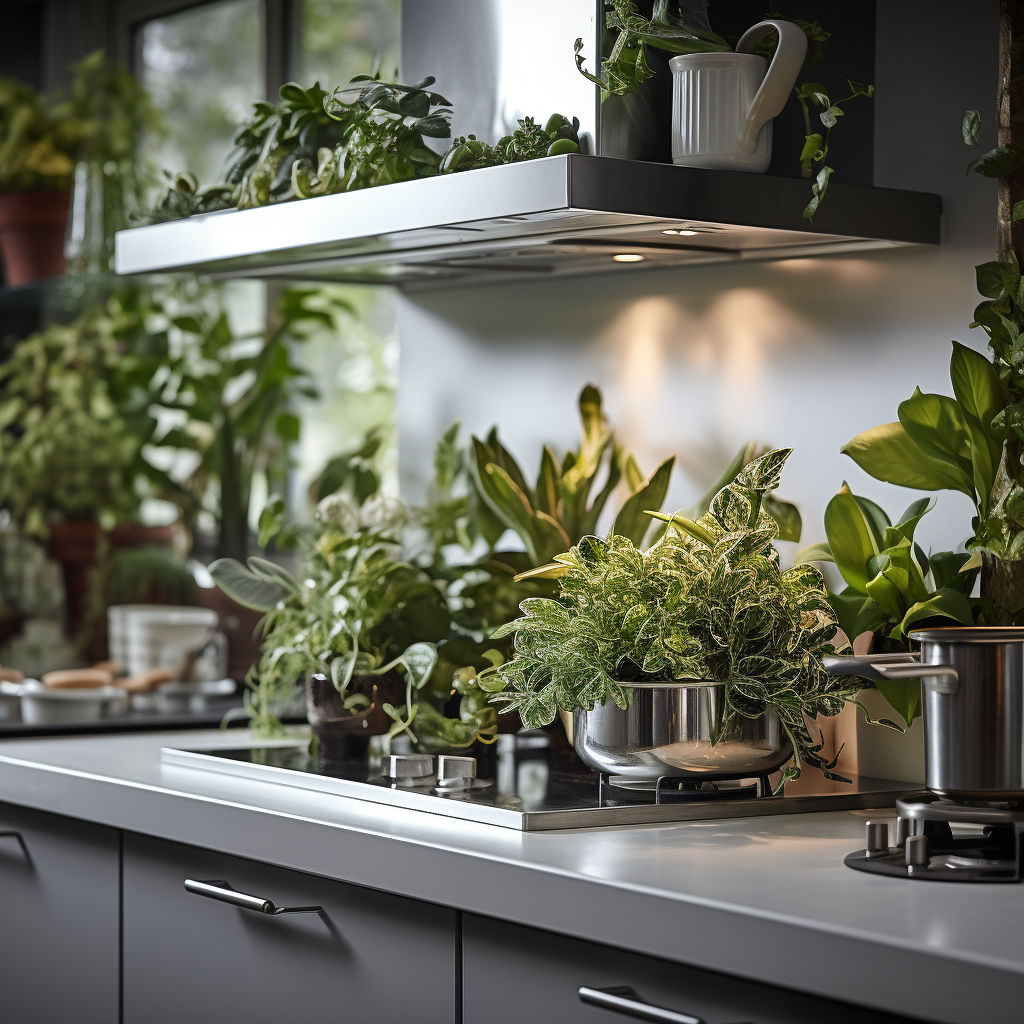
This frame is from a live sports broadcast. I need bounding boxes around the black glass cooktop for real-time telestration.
[161,736,910,831]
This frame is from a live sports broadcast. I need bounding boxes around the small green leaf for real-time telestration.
[962,109,980,146]
[209,558,291,611]
[1014,200,1024,222]
[873,678,921,728]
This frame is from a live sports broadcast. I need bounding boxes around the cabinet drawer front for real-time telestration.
[462,915,915,1024]
[123,833,456,1024]
[0,801,120,1024]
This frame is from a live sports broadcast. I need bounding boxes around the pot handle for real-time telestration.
[735,20,808,155]
[824,653,959,690]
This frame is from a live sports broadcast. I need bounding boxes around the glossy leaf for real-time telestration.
[842,421,976,496]
[823,486,878,592]
[894,496,936,543]
[873,678,920,728]
[962,109,980,145]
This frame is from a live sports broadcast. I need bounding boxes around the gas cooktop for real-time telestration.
[162,734,909,831]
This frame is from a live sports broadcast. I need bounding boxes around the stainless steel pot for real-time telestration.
[572,681,792,782]
[825,627,1024,800]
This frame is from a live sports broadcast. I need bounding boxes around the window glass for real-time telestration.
[299,0,400,90]
[137,0,263,187]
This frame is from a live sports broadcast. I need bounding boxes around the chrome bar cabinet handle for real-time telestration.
[184,878,322,915]
[578,986,707,1024]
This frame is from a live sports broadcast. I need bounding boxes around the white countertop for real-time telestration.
[0,728,1019,1023]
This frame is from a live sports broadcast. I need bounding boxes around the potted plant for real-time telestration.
[478,448,863,786]
[0,74,74,285]
[208,493,502,752]
[0,292,189,635]
[0,50,158,284]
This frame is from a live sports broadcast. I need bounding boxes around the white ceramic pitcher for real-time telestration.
[669,20,807,172]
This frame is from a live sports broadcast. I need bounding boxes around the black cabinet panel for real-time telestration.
[463,914,916,1024]
[0,801,120,1024]
[122,832,457,1024]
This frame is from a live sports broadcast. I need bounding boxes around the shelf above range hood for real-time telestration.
[114,155,940,290]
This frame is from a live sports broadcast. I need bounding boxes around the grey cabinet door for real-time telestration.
[0,800,120,1024]
[122,832,457,1024]
[462,914,915,1024]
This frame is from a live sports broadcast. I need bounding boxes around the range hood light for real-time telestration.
[662,228,698,236]
[613,253,644,262]
[678,229,698,236]
[662,229,679,235]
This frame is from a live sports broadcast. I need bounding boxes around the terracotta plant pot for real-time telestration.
[0,191,70,286]
[47,521,184,641]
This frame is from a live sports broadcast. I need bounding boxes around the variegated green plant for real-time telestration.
[483,448,862,783]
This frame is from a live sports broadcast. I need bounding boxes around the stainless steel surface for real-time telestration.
[573,681,791,781]
[383,753,434,779]
[401,0,598,154]
[910,628,1024,799]
[113,155,939,288]
[905,835,930,872]
[183,878,322,915]
[436,754,475,790]
[159,745,904,831]
[864,820,889,857]
[578,986,704,1024]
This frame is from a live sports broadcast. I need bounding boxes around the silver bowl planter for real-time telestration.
[573,680,792,782]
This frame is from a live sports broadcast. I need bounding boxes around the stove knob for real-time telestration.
[894,816,911,847]
[437,755,476,790]
[905,834,930,873]
[864,820,889,857]
[383,754,434,780]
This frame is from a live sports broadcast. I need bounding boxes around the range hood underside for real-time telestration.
[114,156,940,290]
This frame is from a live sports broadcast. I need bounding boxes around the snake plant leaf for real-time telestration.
[482,428,533,505]
[623,452,645,492]
[873,678,921,729]
[612,456,675,545]
[949,340,1006,511]
[534,445,561,518]
[209,557,291,611]
[512,561,571,583]
[576,442,623,537]
[823,485,878,592]
[532,509,573,564]
[842,421,976,496]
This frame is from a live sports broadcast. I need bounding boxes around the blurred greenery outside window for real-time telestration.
[132,0,399,532]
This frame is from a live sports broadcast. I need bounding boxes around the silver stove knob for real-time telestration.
[436,755,476,790]
[382,754,434,781]
[864,820,889,858]
[905,834,930,874]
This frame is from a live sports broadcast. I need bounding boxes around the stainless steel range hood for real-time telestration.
[113,0,940,289]
[114,154,939,289]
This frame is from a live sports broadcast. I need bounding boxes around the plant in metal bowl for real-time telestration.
[482,448,861,783]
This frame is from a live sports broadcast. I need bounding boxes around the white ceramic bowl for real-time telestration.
[18,681,128,725]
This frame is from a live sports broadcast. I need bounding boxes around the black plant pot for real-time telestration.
[305,670,406,762]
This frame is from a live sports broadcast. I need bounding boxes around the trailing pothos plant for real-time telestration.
[796,485,980,727]
[573,1,871,218]
[439,114,580,173]
[480,448,861,786]
[209,494,452,741]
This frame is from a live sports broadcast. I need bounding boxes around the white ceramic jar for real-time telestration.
[669,20,807,172]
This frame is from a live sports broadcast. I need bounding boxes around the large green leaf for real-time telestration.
[874,678,921,729]
[893,496,936,543]
[209,557,291,611]
[823,486,878,592]
[898,588,975,636]
[949,340,1006,512]
[853,494,890,550]
[612,456,674,546]
[864,564,909,619]
[897,388,974,481]
[793,541,833,565]
[828,588,887,643]
[842,421,976,496]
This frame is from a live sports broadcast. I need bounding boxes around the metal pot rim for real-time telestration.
[909,626,1024,643]
[613,679,725,690]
